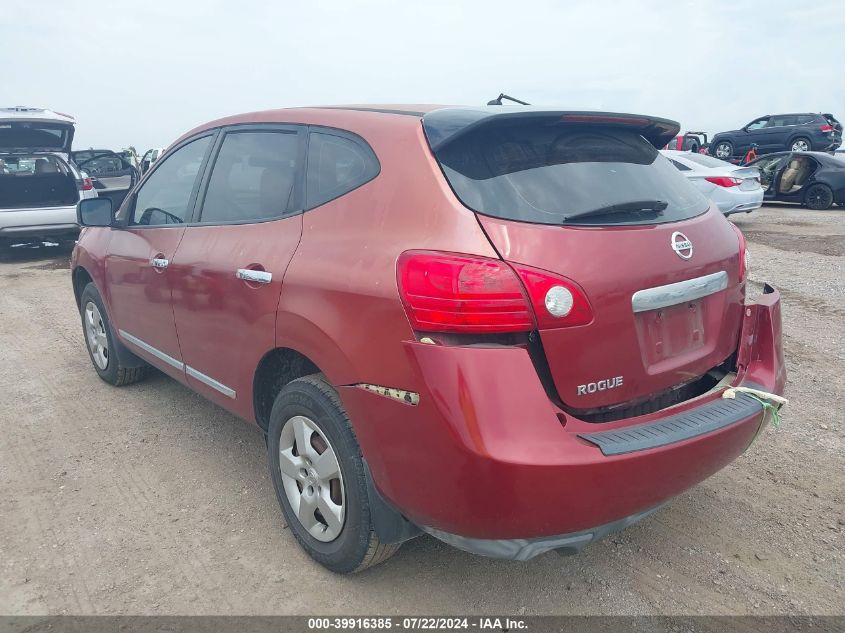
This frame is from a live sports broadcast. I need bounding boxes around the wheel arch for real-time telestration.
[72,265,94,309]
[252,347,321,431]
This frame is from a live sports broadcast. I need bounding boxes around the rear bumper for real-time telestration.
[711,188,764,215]
[339,287,785,557]
[0,205,79,238]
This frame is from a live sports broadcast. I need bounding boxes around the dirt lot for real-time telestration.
[0,204,842,616]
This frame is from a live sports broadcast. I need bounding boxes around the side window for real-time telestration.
[746,117,769,131]
[668,158,691,171]
[305,131,379,209]
[131,136,211,226]
[796,115,815,125]
[199,130,301,223]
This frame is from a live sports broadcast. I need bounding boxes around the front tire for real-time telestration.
[804,184,834,210]
[714,141,733,160]
[267,375,399,573]
[79,283,148,386]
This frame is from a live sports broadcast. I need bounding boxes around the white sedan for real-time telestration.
[661,150,763,216]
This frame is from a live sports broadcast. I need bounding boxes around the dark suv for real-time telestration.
[711,113,841,160]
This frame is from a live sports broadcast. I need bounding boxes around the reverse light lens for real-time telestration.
[510,263,593,329]
[544,286,574,317]
[705,176,742,188]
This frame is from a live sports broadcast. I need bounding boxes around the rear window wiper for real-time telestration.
[561,200,668,222]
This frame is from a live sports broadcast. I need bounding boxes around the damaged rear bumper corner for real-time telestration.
[420,504,665,561]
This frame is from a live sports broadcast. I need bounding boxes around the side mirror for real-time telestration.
[78,198,113,227]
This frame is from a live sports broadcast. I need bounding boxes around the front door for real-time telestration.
[169,126,305,418]
[105,134,215,380]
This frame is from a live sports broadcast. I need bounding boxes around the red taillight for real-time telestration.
[396,251,533,333]
[80,177,94,191]
[509,263,593,328]
[705,176,742,188]
[396,251,594,333]
[731,224,748,282]
[820,124,833,133]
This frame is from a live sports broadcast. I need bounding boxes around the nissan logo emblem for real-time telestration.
[671,231,693,260]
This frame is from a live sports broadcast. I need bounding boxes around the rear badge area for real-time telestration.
[577,376,624,396]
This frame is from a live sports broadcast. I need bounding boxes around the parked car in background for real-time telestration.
[665,131,708,153]
[72,105,784,573]
[747,151,845,210]
[661,150,763,215]
[118,147,140,170]
[71,149,139,209]
[710,113,841,160]
[140,147,166,173]
[0,106,97,244]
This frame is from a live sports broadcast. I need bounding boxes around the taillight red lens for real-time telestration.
[80,177,94,191]
[820,124,833,133]
[731,223,748,282]
[705,176,742,187]
[396,251,534,333]
[509,263,593,328]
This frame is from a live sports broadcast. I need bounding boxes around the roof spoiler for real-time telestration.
[423,108,681,152]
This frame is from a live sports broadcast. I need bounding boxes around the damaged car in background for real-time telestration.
[0,107,97,245]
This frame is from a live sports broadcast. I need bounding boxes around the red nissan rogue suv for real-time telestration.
[71,105,786,573]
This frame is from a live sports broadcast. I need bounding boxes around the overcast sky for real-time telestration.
[3,0,843,151]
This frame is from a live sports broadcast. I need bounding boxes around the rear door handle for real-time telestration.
[151,257,169,269]
[236,268,272,284]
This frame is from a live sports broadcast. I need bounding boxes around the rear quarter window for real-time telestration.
[305,131,379,209]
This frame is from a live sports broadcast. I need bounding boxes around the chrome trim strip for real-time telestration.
[118,329,184,370]
[186,366,236,399]
[236,268,272,284]
[631,270,729,313]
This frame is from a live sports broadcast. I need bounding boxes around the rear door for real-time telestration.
[105,133,215,380]
[426,113,746,412]
[168,126,305,418]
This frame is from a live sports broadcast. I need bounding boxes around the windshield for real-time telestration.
[433,124,708,226]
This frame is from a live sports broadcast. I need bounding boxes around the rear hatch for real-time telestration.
[424,109,746,414]
[0,107,75,156]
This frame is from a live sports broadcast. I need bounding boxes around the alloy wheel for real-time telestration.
[791,139,810,151]
[715,143,731,159]
[278,415,345,542]
[84,301,109,370]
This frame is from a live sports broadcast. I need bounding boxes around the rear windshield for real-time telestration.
[432,123,709,226]
[0,154,70,176]
[0,122,71,151]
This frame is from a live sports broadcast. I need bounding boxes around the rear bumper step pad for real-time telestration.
[578,391,762,456]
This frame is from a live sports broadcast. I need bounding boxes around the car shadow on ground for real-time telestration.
[0,239,74,268]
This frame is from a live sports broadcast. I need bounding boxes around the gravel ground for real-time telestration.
[0,204,842,615]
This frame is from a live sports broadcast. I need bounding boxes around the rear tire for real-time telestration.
[267,374,400,573]
[714,141,733,160]
[804,184,834,210]
[790,137,811,152]
[79,283,148,386]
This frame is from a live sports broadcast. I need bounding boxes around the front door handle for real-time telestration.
[151,257,169,269]
[236,268,272,284]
